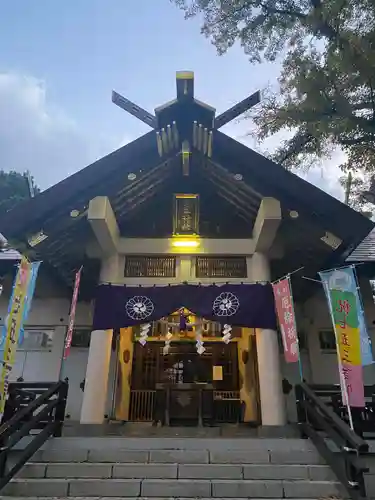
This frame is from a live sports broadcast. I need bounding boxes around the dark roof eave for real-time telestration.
[213,131,374,254]
[0,130,158,240]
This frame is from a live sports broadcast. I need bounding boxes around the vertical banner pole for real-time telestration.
[287,276,304,381]
[323,283,354,430]
[320,276,354,429]
[319,267,365,428]
[19,261,41,346]
[0,257,31,420]
[272,276,302,377]
[59,266,83,379]
[339,369,354,430]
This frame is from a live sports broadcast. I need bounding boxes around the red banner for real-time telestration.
[272,278,299,363]
[63,267,82,360]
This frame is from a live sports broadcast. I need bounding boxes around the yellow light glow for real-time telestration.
[171,239,200,248]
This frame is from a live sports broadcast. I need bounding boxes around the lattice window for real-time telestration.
[124,256,176,278]
[196,256,247,278]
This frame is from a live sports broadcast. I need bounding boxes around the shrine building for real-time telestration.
[0,71,375,427]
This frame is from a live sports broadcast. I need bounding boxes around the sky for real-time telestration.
[0,0,344,198]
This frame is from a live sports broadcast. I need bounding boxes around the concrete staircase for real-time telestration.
[2,436,348,498]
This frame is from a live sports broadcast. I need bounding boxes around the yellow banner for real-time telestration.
[337,325,362,366]
[0,257,31,417]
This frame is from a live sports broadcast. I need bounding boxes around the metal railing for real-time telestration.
[0,380,68,491]
[295,383,369,500]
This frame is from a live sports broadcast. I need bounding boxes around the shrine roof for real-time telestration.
[0,72,373,297]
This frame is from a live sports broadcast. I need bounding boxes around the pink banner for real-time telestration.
[341,363,365,407]
[63,267,82,360]
[272,278,299,363]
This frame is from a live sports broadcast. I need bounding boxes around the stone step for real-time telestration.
[1,478,348,498]
[23,447,324,464]
[13,436,318,452]
[17,462,336,481]
[0,498,346,500]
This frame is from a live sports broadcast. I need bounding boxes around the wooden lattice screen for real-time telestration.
[124,256,176,278]
[196,256,247,278]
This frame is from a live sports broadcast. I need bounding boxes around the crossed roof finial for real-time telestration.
[112,71,260,130]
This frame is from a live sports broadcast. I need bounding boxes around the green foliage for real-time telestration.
[0,170,40,213]
[338,172,373,215]
[173,0,375,177]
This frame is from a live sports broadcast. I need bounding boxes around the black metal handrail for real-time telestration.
[303,383,375,436]
[0,380,68,491]
[295,383,369,500]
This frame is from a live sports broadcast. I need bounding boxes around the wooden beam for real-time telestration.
[201,162,261,216]
[199,170,255,220]
[215,91,260,129]
[112,91,157,128]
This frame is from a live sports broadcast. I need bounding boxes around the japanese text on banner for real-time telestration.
[320,268,365,408]
[63,267,82,360]
[272,278,299,363]
[0,257,31,418]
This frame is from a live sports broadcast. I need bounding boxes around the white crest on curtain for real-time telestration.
[212,292,240,317]
[125,296,154,320]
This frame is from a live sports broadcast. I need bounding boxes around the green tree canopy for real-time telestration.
[173,0,375,178]
[0,170,40,214]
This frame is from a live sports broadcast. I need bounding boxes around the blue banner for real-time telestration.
[0,261,41,349]
[18,261,41,345]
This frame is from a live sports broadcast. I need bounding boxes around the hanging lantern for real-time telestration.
[222,324,232,344]
[139,323,151,346]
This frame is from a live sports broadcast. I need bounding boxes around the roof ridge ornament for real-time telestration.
[112,72,261,131]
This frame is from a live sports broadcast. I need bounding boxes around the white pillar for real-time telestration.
[252,252,286,426]
[80,329,113,424]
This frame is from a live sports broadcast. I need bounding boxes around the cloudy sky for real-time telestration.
[0,0,343,198]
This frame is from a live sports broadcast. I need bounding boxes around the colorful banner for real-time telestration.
[352,265,374,366]
[62,267,82,360]
[19,261,41,345]
[0,257,31,418]
[0,273,17,349]
[272,278,300,363]
[320,267,365,407]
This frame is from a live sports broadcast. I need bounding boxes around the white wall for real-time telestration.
[0,273,94,421]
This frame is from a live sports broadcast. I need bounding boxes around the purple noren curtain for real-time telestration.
[93,284,277,330]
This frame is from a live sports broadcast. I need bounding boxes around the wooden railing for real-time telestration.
[0,380,68,492]
[129,390,156,421]
[129,388,242,424]
[213,390,241,423]
[295,383,369,500]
